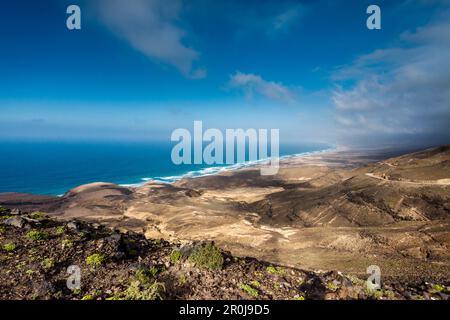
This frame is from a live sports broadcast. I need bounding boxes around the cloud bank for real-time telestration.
[93,0,205,79]
[229,71,295,104]
[332,11,450,146]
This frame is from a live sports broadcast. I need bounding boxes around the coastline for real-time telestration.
[123,145,340,189]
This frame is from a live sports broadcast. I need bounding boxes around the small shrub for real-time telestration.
[266,266,285,275]
[30,212,46,220]
[432,284,448,293]
[72,288,81,296]
[55,227,65,236]
[0,207,9,214]
[365,288,383,300]
[41,258,55,269]
[26,230,49,241]
[124,280,164,300]
[61,239,73,249]
[122,268,165,300]
[188,243,224,270]
[148,266,164,277]
[326,282,338,291]
[86,253,106,267]
[383,290,396,299]
[3,243,16,252]
[135,269,151,283]
[78,231,89,239]
[178,274,187,285]
[239,283,259,298]
[170,249,182,263]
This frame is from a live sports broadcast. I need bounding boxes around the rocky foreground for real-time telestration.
[0,207,448,300]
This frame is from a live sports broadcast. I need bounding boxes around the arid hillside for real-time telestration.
[1,146,449,282]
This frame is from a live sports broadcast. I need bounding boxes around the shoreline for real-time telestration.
[123,145,340,189]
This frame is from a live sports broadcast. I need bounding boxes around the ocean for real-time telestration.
[0,141,331,195]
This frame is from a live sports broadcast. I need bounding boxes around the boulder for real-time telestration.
[10,208,21,215]
[2,216,27,228]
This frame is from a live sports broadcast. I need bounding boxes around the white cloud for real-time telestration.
[229,72,296,104]
[272,5,303,32]
[93,0,205,79]
[332,12,450,145]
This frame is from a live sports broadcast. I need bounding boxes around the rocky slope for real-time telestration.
[1,208,448,300]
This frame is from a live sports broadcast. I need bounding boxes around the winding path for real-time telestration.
[365,173,450,186]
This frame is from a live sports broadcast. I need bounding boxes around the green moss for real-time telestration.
[170,249,183,263]
[188,243,224,270]
[3,243,17,252]
[55,227,65,236]
[26,269,35,276]
[106,296,123,300]
[0,215,12,220]
[293,295,305,300]
[266,266,285,275]
[81,295,94,300]
[250,280,261,288]
[86,253,106,267]
[26,230,49,241]
[238,283,259,298]
[41,258,55,270]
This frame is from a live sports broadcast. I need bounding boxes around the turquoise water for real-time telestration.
[0,141,330,195]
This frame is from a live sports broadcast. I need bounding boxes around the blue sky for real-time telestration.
[1,0,449,146]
